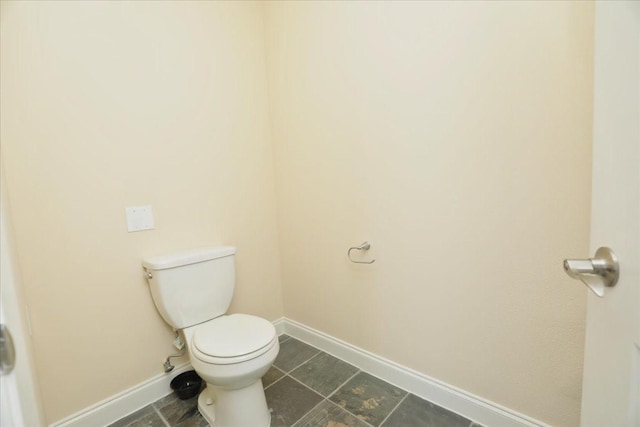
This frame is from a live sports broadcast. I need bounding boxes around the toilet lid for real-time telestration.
[192,314,276,358]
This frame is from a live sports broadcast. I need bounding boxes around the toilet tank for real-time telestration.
[142,246,236,330]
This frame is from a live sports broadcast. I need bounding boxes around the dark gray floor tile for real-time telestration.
[291,352,359,397]
[125,413,166,427]
[175,411,209,427]
[470,423,484,427]
[107,405,165,427]
[153,392,179,410]
[263,365,286,388]
[266,376,324,427]
[273,338,320,372]
[279,334,291,343]
[292,400,371,427]
[381,394,472,427]
[330,372,406,427]
[154,392,200,426]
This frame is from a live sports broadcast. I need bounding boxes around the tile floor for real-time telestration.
[109,335,481,427]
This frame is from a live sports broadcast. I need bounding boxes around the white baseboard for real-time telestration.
[51,317,547,427]
[49,318,287,427]
[282,317,548,427]
[50,363,192,427]
[273,316,287,336]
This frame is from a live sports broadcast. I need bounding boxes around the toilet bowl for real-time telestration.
[185,314,278,426]
[142,246,279,427]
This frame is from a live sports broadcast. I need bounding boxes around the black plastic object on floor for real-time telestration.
[170,370,203,400]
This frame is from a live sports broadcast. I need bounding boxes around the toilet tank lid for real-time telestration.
[142,246,236,270]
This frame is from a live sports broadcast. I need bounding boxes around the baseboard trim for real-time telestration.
[273,316,286,336]
[51,317,547,427]
[282,317,548,427]
[50,318,288,427]
[50,363,192,427]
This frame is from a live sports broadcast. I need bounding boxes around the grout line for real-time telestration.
[278,349,322,374]
[267,373,331,426]
[273,336,323,373]
[326,369,361,400]
[285,331,414,396]
[151,403,171,427]
[267,358,369,425]
[377,392,409,427]
[278,335,292,345]
[283,367,380,427]
[148,338,414,427]
[285,373,326,400]
[322,369,404,427]
[290,368,376,427]
[263,367,288,391]
[299,341,480,427]
[288,349,323,373]
[290,398,330,427]
[325,399,377,427]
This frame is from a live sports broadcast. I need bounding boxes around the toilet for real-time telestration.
[142,246,278,427]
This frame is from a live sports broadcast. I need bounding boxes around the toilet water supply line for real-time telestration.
[164,331,186,373]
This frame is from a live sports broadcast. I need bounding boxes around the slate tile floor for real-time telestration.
[110,335,481,427]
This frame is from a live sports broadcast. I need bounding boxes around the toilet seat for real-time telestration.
[191,314,277,365]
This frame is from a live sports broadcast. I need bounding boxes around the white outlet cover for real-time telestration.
[126,205,154,232]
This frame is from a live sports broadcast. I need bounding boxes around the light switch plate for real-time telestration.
[126,205,154,232]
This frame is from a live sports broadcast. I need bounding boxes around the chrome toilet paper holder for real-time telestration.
[348,241,375,264]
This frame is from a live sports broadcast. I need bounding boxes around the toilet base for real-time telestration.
[197,381,271,427]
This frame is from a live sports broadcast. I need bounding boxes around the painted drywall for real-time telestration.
[2,1,594,425]
[264,2,593,426]
[0,163,46,427]
[1,1,282,423]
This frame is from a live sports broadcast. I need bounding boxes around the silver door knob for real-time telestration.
[563,247,619,297]
[0,324,16,375]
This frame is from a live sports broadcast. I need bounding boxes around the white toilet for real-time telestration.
[142,246,279,427]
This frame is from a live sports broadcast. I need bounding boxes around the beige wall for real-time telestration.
[2,1,594,425]
[265,2,593,426]
[1,1,282,423]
